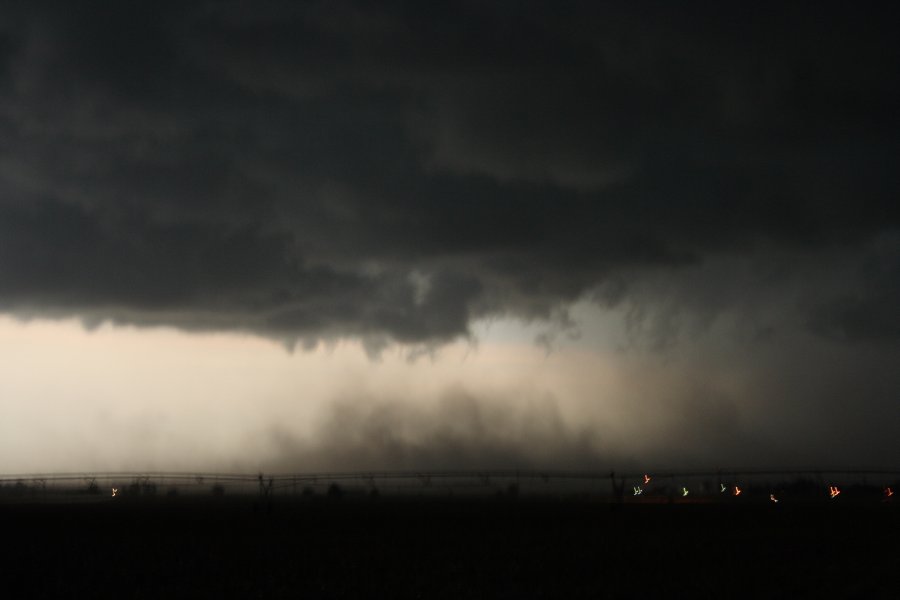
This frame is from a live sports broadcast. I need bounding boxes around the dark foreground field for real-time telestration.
[2,497,898,598]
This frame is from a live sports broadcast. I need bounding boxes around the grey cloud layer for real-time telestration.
[0,1,898,345]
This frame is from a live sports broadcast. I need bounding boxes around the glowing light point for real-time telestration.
[682,487,689,497]
[733,486,742,496]
[720,484,727,493]
[829,486,841,499]
[633,486,643,496]
[770,494,778,503]
[111,488,118,497]
[643,474,652,485]
[884,487,893,498]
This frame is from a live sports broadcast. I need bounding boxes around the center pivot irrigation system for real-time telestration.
[1,469,898,504]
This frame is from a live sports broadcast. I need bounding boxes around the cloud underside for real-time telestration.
[0,2,897,347]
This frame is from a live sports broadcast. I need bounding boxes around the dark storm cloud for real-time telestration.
[0,1,898,345]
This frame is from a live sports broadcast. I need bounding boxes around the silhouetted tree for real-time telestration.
[327,483,343,500]
[258,473,274,498]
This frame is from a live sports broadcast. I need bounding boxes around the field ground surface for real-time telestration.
[2,497,898,598]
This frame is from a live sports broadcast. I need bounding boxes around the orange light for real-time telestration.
[769,494,778,503]
[733,486,742,496]
[885,487,894,498]
[643,474,651,485]
[111,487,118,497]
[829,486,841,499]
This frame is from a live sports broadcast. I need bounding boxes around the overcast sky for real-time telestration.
[0,1,898,474]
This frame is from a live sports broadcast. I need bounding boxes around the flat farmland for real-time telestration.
[2,497,898,598]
